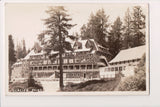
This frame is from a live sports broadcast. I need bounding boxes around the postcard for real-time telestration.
[5,3,149,95]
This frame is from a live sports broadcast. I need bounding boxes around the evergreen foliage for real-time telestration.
[38,6,76,90]
[16,39,27,59]
[9,35,16,81]
[80,9,110,48]
[108,17,123,59]
[9,35,16,64]
[118,54,146,91]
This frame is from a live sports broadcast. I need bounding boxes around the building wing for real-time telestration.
[110,45,146,64]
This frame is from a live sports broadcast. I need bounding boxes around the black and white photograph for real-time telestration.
[6,3,149,95]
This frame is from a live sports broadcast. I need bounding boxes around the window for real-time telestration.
[111,67,114,71]
[53,66,57,70]
[115,67,118,71]
[81,65,86,69]
[69,66,73,70]
[52,59,57,64]
[75,59,80,63]
[72,73,74,77]
[119,67,122,71]
[93,65,97,69]
[48,66,52,70]
[77,73,80,77]
[43,67,47,70]
[63,66,68,70]
[87,65,92,69]
[48,60,52,64]
[69,59,74,63]
[63,59,68,64]
[75,65,79,69]
[39,67,42,70]
[43,60,47,65]
[34,67,38,70]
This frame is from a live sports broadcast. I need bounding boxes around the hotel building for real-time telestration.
[11,39,109,81]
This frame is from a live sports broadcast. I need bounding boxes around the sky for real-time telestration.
[5,3,148,50]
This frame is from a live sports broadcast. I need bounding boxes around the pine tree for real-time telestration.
[132,6,146,47]
[9,35,16,81]
[80,9,110,48]
[38,6,76,90]
[22,39,27,58]
[108,17,123,59]
[9,35,16,64]
[16,41,23,59]
[15,39,28,59]
[80,24,87,39]
[123,8,133,49]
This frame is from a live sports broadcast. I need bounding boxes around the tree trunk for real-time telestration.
[9,62,12,82]
[59,49,64,90]
[59,24,64,91]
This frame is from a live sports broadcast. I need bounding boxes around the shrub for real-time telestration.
[27,72,36,87]
[27,72,43,91]
[118,54,146,91]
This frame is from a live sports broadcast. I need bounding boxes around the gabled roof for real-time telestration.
[24,49,59,60]
[110,45,146,63]
[24,50,35,60]
[24,39,109,60]
[24,50,44,60]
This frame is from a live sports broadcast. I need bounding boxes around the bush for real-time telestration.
[27,72,43,91]
[27,72,36,87]
[118,54,146,91]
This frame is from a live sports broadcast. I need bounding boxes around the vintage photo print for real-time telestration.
[5,3,149,95]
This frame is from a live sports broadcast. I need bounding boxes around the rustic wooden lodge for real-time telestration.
[11,38,146,82]
[11,39,110,82]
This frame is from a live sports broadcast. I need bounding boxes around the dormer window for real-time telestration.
[85,40,96,50]
[73,41,82,49]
